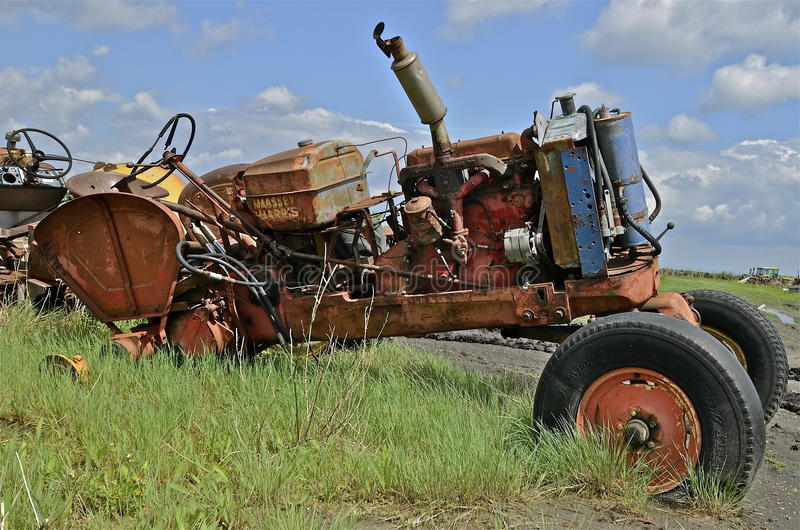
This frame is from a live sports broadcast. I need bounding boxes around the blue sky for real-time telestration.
[2,0,798,274]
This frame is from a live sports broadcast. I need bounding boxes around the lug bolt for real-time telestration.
[630,409,638,417]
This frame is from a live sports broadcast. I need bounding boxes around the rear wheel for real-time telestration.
[533,312,765,494]
[688,289,788,422]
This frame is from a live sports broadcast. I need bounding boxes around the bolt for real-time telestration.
[630,409,638,417]
[554,307,566,318]
[521,309,536,321]
[646,441,656,449]
[648,419,657,428]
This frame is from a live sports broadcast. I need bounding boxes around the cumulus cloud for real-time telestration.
[441,0,558,38]
[702,55,800,112]
[190,18,256,55]
[0,55,110,131]
[640,137,799,271]
[641,114,718,144]
[190,148,246,168]
[250,86,302,113]
[550,82,622,109]
[120,91,169,122]
[0,48,422,190]
[9,1,179,32]
[583,0,800,66]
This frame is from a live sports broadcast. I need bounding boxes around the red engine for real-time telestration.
[379,133,538,293]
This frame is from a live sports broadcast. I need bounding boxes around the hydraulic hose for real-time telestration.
[578,105,662,257]
[177,241,267,287]
[176,241,288,343]
[641,165,661,222]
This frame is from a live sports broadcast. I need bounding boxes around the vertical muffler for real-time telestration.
[373,22,453,161]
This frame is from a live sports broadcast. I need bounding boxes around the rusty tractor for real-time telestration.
[6,24,788,493]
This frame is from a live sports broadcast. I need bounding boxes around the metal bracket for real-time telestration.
[560,147,607,278]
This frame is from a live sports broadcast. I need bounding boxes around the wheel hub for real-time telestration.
[623,418,650,447]
[577,367,702,493]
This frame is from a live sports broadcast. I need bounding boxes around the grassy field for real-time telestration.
[1,272,783,528]
[0,302,659,529]
[661,274,799,316]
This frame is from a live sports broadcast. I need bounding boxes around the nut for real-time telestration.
[521,309,536,321]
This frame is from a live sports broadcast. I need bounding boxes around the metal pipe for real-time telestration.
[377,28,453,161]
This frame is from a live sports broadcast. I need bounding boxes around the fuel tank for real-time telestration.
[594,112,651,247]
[243,140,368,231]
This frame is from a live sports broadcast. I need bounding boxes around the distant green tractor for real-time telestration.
[743,266,782,285]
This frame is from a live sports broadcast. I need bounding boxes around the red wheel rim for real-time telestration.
[577,367,702,493]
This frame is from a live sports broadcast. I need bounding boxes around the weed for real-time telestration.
[0,301,740,527]
[678,466,748,519]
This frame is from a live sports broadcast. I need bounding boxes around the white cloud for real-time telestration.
[190,148,246,167]
[550,82,621,110]
[251,86,301,113]
[0,55,110,131]
[191,18,253,55]
[61,123,92,144]
[640,137,799,270]
[0,54,421,187]
[441,0,557,38]
[583,0,800,66]
[92,45,110,57]
[13,1,179,32]
[641,114,718,144]
[120,91,169,121]
[703,55,800,112]
[692,203,732,222]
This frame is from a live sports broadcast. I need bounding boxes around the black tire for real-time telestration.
[533,312,765,492]
[688,289,788,423]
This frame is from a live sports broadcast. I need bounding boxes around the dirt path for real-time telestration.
[403,315,800,528]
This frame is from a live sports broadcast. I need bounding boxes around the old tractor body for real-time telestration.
[18,24,789,494]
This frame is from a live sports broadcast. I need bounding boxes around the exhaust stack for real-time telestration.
[374,22,452,161]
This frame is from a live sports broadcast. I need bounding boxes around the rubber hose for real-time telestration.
[176,241,289,344]
[641,165,661,222]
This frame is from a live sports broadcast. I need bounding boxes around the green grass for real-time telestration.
[661,273,799,316]
[679,467,748,519]
[0,302,655,529]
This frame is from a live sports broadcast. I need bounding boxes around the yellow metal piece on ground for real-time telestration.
[44,354,90,383]
[90,163,187,202]
[261,341,330,358]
